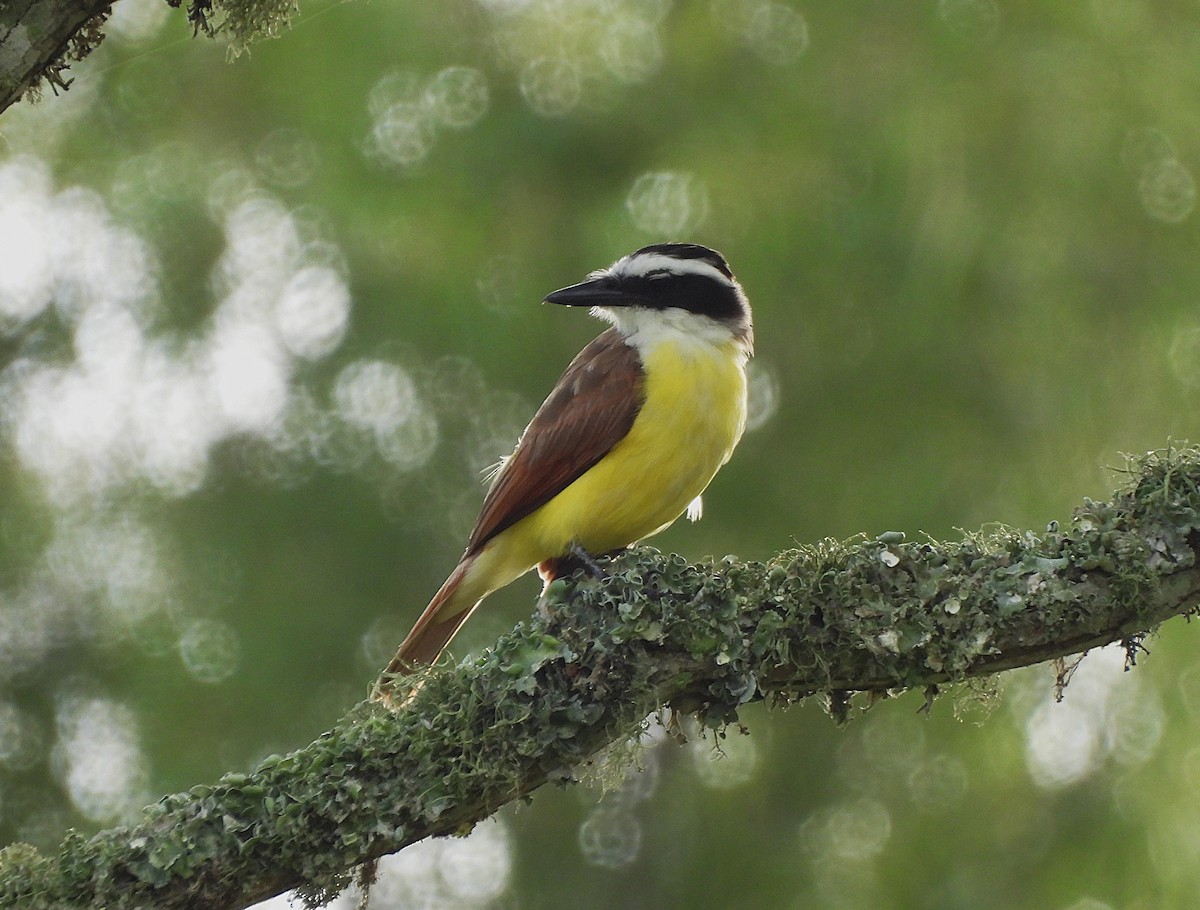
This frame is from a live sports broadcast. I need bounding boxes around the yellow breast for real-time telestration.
[519,334,748,557]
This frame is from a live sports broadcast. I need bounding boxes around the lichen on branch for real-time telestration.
[3,445,1200,910]
[0,0,300,115]
[178,0,300,55]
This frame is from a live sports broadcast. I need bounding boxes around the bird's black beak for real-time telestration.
[544,276,644,307]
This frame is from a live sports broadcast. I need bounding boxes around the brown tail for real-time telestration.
[377,557,480,688]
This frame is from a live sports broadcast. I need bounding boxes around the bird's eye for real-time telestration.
[645,268,671,279]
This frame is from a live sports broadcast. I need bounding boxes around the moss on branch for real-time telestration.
[4,446,1200,910]
[0,0,298,114]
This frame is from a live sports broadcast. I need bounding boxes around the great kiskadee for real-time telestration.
[380,242,753,682]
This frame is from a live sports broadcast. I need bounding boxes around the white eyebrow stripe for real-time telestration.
[609,252,734,284]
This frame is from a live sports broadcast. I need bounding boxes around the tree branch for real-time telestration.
[0,0,112,112]
[0,0,300,115]
[4,446,1200,910]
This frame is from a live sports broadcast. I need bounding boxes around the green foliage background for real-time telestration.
[3,1,1200,907]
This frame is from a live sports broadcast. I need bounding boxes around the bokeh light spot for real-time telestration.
[1121,126,1176,174]
[178,618,241,684]
[463,388,532,478]
[437,817,511,902]
[745,359,779,432]
[370,102,437,168]
[0,157,55,326]
[1178,663,1200,719]
[746,1,810,64]
[254,129,319,189]
[625,171,710,236]
[360,614,416,672]
[367,67,491,168]
[475,254,522,316]
[274,265,351,360]
[0,156,321,507]
[1021,647,1153,789]
[43,514,175,630]
[578,803,643,868]
[519,58,583,117]
[108,0,170,44]
[690,729,760,789]
[906,754,969,812]
[207,319,290,432]
[712,0,810,63]
[485,0,671,113]
[611,753,660,805]
[855,711,926,780]
[334,360,438,469]
[1059,900,1113,910]
[801,797,893,862]
[206,165,261,222]
[424,67,490,129]
[1104,680,1164,767]
[368,71,424,118]
[375,407,440,470]
[1138,156,1196,223]
[1025,699,1098,789]
[334,360,419,434]
[52,697,148,824]
[215,195,304,298]
[826,798,892,860]
[248,818,513,909]
[600,17,664,82]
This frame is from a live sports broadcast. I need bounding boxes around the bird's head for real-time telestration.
[544,242,753,350]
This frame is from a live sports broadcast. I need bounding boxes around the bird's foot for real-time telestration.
[570,543,609,579]
[540,544,614,584]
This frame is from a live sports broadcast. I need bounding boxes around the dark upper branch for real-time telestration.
[0,0,112,113]
[3,446,1199,910]
[0,0,300,115]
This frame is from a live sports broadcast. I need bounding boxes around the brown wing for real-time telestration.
[465,328,644,555]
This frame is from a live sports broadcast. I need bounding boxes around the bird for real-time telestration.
[378,242,754,688]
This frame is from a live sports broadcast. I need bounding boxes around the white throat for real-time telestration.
[595,306,750,361]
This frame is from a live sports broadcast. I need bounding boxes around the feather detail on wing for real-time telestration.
[479,455,508,486]
[465,328,645,555]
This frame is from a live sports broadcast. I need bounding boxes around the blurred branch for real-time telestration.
[0,0,299,114]
[0,0,112,113]
[4,446,1200,910]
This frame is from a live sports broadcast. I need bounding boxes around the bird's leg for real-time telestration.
[539,543,614,585]
[569,543,609,579]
